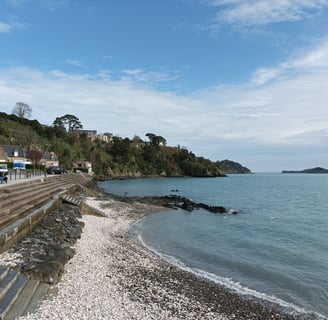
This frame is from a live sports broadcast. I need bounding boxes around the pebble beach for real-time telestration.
[1,195,302,320]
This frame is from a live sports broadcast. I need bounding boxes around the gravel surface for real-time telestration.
[1,195,306,320]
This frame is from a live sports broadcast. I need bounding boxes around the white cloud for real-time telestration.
[120,68,181,86]
[0,21,13,33]
[287,40,328,69]
[0,67,194,141]
[206,0,328,26]
[0,19,26,33]
[251,38,328,85]
[251,68,284,85]
[195,38,328,148]
[1,39,328,171]
[65,60,83,68]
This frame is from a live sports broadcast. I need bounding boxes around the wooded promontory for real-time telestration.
[0,111,251,178]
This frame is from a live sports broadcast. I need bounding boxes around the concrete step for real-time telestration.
[0,268,9,283]
[0,272,29,320]
[0,178,50,195]
[0,191,58,229]
[61,194,83,207]
[0,177,73,200]
[4,279,40,320]
[61,173,92,185]
[0,272,19,302]
[0,183,63,210]
[22,282,49,317]
[0,180,67,208]
[0,267,49,320]
[0,187,64,229]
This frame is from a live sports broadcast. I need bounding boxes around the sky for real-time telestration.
[1,0,328,172]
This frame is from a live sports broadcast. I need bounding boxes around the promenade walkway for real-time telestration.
[0,170,47,187]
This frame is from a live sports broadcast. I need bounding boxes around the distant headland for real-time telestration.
[216,159,251,174]
[282,167,328,174]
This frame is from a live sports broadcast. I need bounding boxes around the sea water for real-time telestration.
[99,174,328,319]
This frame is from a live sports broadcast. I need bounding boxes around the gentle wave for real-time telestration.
[106,175,328,319]
[136,232,326,320]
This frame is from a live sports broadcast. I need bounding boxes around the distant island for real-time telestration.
[282,167,328,174]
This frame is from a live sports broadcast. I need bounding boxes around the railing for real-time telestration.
[5,169,46,182]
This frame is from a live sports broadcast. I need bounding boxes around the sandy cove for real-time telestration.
[6,195,300,320]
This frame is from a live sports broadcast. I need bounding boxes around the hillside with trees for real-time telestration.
[0,111,251,178]
[216,159,251,174]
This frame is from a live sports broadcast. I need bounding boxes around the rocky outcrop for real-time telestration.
[282,167,328,174]
[12,203,84,284]
[216,159,251,174]
[172,196,238,214]
[120,195,238,215]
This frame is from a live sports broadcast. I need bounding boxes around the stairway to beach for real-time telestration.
[0,266,48,320]
[0,173,93,319]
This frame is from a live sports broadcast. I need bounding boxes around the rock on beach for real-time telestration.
[1,194,302,320]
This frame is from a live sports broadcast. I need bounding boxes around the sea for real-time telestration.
[98,173,328,319]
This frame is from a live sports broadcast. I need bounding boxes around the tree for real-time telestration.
[53,117,65,128]
[110,136,132,164]
[28,149,43,170]
[52,114,83,132]
[145,133,167,146]
[12,102,32,119]
[0,147,7,159]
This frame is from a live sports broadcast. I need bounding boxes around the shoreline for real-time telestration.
[0,192,314,319]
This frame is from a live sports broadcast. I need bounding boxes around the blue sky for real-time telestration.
[1,0,328,172]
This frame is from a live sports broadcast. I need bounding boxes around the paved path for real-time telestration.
[0,173,57,188]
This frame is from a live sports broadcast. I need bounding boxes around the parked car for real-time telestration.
[0,165,8,183]
[0,164,8,174]
[46,166,67,175]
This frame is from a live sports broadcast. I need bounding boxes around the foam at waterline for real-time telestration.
[136,233,326,320]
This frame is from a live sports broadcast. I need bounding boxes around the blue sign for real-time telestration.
[13,161,26,170]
